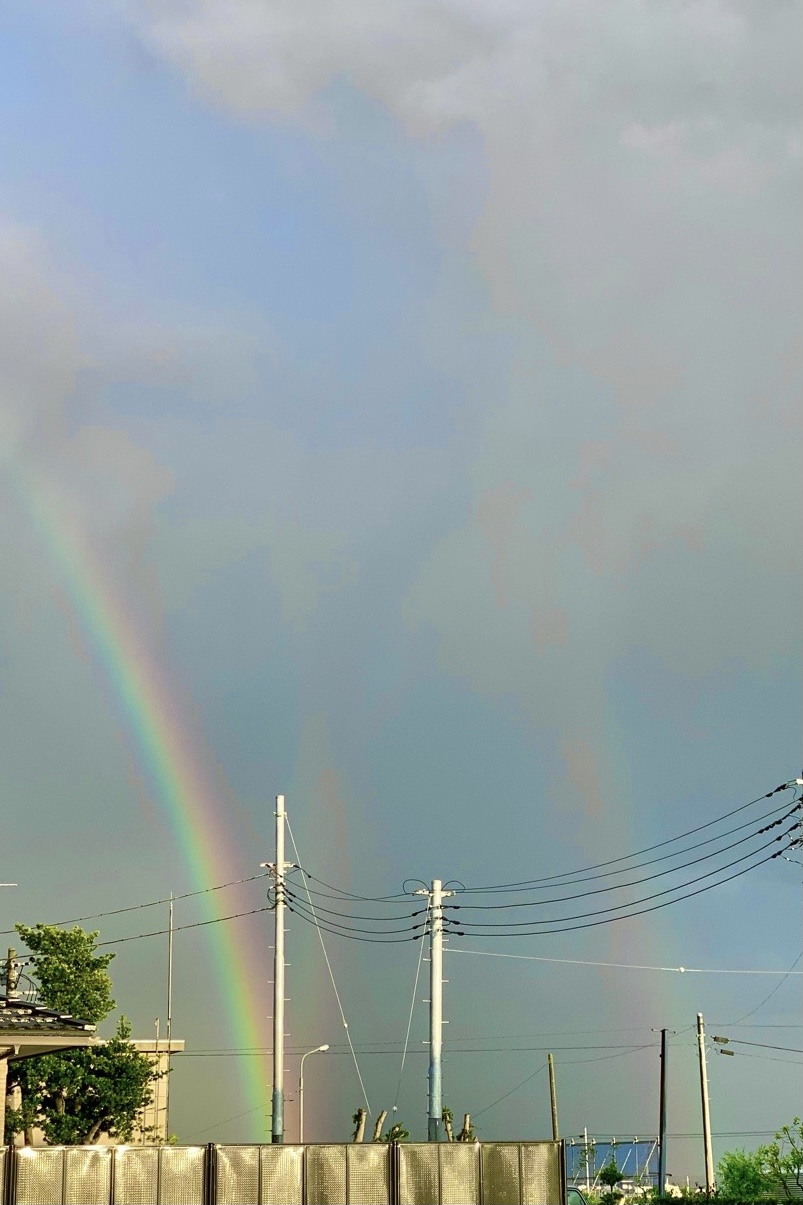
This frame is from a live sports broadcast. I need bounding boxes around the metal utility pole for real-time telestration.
[153,1018,161,1138]
[696,1013,715,1194]
[165,892,174,1138]
[548,1053,559,1139]
[271,794,288,1144]
[426,878,454,1141]
[658,1030,668,1197]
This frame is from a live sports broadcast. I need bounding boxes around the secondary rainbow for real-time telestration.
[18,463,270,1135]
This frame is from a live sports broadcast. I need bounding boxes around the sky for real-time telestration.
[0,0,801,1179]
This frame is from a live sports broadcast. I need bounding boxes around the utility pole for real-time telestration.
[165,892,174,1139]
[696,1013,714,1194]
[424,878,454,1141]
[270,794,289,1144]
[658,1030,668,1197]
[548,1053,559,1140]
[5,949,19,999]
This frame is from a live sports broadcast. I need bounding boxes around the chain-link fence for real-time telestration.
[2,1140,564,1204]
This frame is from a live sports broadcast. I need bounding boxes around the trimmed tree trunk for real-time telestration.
[351,1108,367,1143]
[372,1110,387,1142]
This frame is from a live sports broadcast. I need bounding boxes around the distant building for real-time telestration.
[128,1038,185,1144]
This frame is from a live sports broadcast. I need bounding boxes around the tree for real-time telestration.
[597,1157,625,1204]
[762,1118,803,1202]
[14,923,115,1023]
[716,1148,770,1202]
[6,1017,162,1145]
[4,923,163,1145]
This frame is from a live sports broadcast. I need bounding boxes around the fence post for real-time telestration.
[3,1146,14,1205]
[389,1140,397,1205]
[205,1143,216,1205]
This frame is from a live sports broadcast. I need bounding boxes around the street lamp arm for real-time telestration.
[299,1044,329,1143]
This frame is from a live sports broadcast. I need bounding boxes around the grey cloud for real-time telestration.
[126,0,801,817]
[0,222,83,459]
[0,220,174,621]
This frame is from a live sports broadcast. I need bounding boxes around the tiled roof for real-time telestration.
[0,994,95,1034]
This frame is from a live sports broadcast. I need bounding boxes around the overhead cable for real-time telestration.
[460,781,797,893]
[450,810,798,912]
[442,844,790,938]
[285,817,372,1114]
[448,831,794,931]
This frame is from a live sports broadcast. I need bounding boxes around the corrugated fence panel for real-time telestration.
[2,1138,561,1205]
[482,1143,522,1205]
[261,1144,303,1205]
[398,1145,440,1205]
[64,1148,112,1205]
[521,1142,563,1205]
[216,1145,259,1205]
[439,1143,480,1204]
[305,1145,347,1205]
[112,1147,158,1205]
[159,1146,205,1205]
[345,1143,391,1205]
[14,1149,63,1205]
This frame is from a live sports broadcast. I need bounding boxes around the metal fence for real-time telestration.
[2,1140,564,1205]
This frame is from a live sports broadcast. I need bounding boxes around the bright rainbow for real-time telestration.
[17,462,271,1137]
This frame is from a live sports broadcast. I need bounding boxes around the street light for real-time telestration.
[299,1044,329,1143]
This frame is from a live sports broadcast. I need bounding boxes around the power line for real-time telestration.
[447,837,794,934]
[286,896,422,943]
[285,816,372,1116]
[292,871,412,904]
[460,781,798,893]
[282,885,424,925]
[393,897,429,1113]
[95,905,272,946]
[446,948,803,975]
[0,872,272,936]
[474,1046,652,1122]
[451,810,798,912]
[720,952,803,1025]
[715,1038,803,1054]
[175,1043,654,1057]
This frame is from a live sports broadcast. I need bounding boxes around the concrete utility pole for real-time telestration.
[165,892,174,1138]
[271,795,289,1144]
[696,1013,715,1193]
[658,1030,668,1197]
[426,878,454,1141]
[544,1055,557,1137]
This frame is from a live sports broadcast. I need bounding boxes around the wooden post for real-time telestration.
[548,1054,559,1140]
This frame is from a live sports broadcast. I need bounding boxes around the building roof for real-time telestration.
[0,994,96,1058]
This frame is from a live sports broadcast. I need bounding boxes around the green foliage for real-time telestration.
[762,1117,803,1201]
[716,1147,771,1201]
[15,923,115,1024]
[381,1122,410,1142]
[598,1158,625,1204]
[5,1016,161,1145]
[6,924,160,1145]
